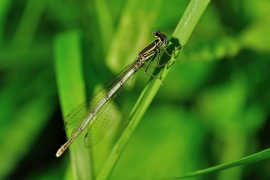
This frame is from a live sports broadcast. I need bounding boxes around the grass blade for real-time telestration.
[169,148,270,179]
[54,29,93,180]
[97,0,211,179]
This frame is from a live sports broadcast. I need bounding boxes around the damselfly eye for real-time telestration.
[152,30,159,36]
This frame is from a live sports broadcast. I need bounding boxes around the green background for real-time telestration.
[1,0,270,179]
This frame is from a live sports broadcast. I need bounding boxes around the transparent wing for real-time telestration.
[84,77,132,148]
[63,87,108,135]
[63,59,138,147]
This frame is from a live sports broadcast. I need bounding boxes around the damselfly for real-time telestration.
[56,30,180,157]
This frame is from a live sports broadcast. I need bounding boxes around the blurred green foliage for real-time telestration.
[0,0,270,180]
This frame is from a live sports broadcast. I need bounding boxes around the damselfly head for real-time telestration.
[152,30,168,47]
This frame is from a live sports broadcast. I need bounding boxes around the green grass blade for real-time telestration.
[11,0,47,48]
[105,0,164,73]
[0,0,12,45]
[54,29,93,180]
[93,0,114,53]
[170,148,270,179]
[97,0,211,179]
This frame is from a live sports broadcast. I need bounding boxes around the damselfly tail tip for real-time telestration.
[56,148,64,157]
